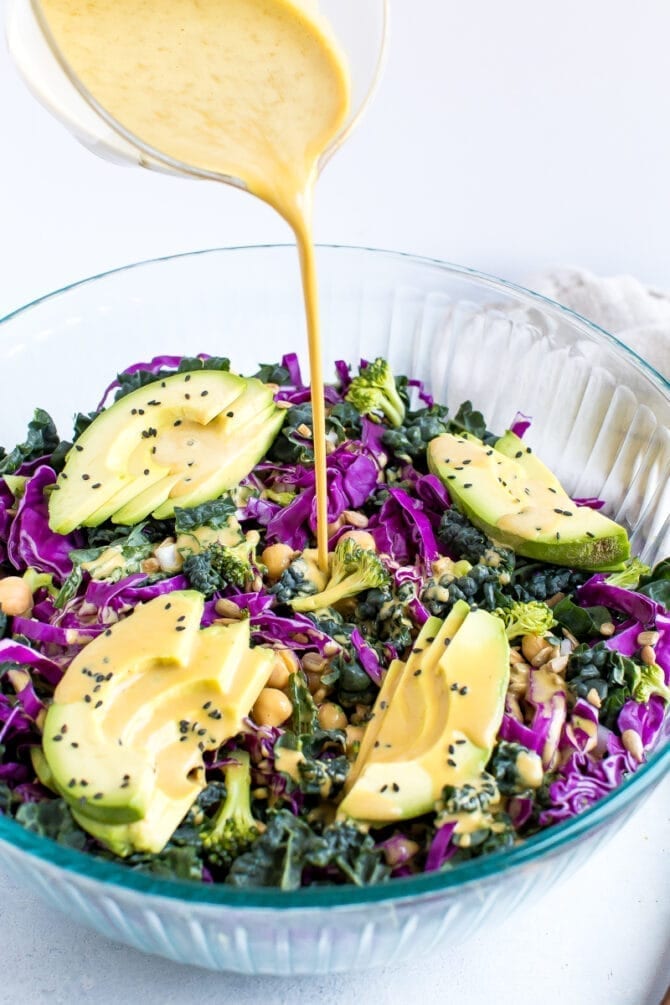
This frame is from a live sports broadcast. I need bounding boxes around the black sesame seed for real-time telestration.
[51,735,63,742]
[75,445,83,452]
[447,758,457,767]
[93,684,101,693]
[104,629,112,637]
[138,409,145,416]
[374,741,380,748]
[486,449,493,456]
[131,408,138,415]
[60,724,68,734]
[82,474,90,481]
[456,738,466,745]
[71,742,79,749]
[185,393,191,400]
[463,483,473,489]
[68,779,76,788]
[144,469,150,476]
[413,668,423,677]
[177,615,186,623]
[105,672,113,681]
[175,626,186,632]
[553,508,563,514]
[515,450,523,458]
[174,419,182,427]
[556,532,561,540]
[165,603,172,610]
[197,728,207,737]
[93,792,104,800]
[147,400,160,406]
[448,744,455,754]
[180,736,188,743]
[462,459,471,465]
[586,531,595,539]
[411,647,424,654]
[380,784,388,793]
[450,683,459,691]
[392,783,400,793]
[84,695,92,703]
[459,686,469,696]
[200,390,208,396]
[426,637,435,643]
[185,374,191,382]
[226,411,234,418]
[80,780,88,787]
[548,487,557,494]
[379,701,388,710]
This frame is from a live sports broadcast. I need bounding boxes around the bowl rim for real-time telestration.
[0,243,667,910]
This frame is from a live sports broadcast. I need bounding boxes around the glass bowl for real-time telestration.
[0,245,667,975]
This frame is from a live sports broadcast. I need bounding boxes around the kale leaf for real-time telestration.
[0,409,60,474]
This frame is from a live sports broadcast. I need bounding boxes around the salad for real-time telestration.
[0,351,667,890]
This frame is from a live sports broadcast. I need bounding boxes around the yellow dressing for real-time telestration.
[38,0,351,569]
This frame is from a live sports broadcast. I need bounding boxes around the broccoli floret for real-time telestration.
[382,404,451,462]
[492,600,556,640]
[290,538,390,613]
[200,752,260,871]
[271,556,321,605]
[182,542,253,597]
[632,662,670,705]
[487,741,544,796]
[345,358,407,428]
[605,557,651,590]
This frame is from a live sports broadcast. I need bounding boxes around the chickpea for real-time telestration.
[338,530,377,552]
[0,577,32,617]
[318,702,348,731]
[261,543,295,582]
[267,650,298,689]
[252,688,293,727]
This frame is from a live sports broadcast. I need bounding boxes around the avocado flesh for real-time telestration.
[48,370,284,533]
[338,601,509,824]
[42,592,273,852]
[427,432,630,570]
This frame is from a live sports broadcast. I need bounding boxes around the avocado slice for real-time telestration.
[48,369,285,534]
[42,591,273,852]
[338,601,510,824]
[427,432,630,570]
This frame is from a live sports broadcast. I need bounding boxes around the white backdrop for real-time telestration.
[1,0,670,319]
[0,3,668,1003]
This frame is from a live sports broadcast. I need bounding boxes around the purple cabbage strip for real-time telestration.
[360,418,388,467]
[577,575,661,627]
[424,821,457,872]
[499,713,544,756]
[368,488,439,566]
[572,497,606,511]
[274,385,342,407]
[11,617,103,648]
[0,479,15,565]
[250,611,338,655]
[334,359,352,394]
[96,354,209,410]
[509,412,532,438]
[539,749,635,825]
[85,574,189,614]
[281,353,304,388]
[265,444,379,550]
[0,641,63,685]
[7,466,84,580]
[350,627,383,684]
[618,695,666,749]
[406,377,433,408]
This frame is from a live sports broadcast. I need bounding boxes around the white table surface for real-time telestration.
[0,2,668,1002]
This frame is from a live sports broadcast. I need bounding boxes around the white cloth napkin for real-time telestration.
[526,268,670,380]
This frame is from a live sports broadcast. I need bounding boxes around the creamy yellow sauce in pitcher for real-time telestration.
[39,0,351,569]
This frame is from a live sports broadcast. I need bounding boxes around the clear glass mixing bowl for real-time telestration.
[0,245,667,975]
